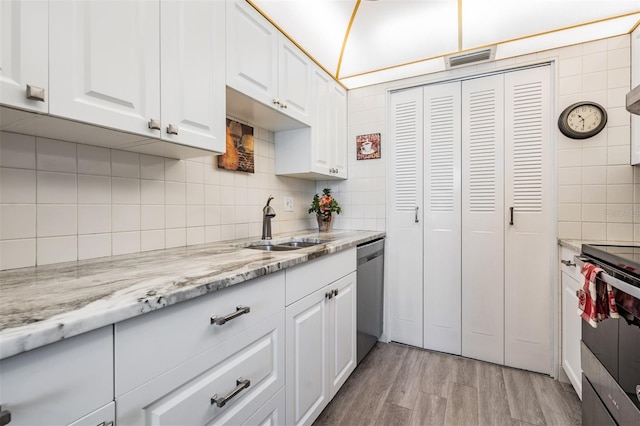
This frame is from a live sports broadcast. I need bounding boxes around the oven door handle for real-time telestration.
[574,255,640,300]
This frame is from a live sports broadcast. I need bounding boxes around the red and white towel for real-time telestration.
[577,262,618,328]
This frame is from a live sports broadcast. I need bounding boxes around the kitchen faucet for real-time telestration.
[262,196,276,240]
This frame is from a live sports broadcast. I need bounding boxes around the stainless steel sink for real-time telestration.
[277,241,319,248]
[245,238,329,251]
[247,244,300,251]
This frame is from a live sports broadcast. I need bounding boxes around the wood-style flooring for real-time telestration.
[314,342,581,426]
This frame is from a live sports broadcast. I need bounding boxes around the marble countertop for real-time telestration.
[557,239,638,253]
[0,230,384,359]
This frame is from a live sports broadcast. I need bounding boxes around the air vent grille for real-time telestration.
[445,47,496,69]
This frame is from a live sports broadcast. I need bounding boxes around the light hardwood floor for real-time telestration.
[314,342,581,426]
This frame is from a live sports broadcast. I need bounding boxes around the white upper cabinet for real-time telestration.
[49,0,160,138]
[329,83,348,177]
[226,0,311,126]
[0,0,49,113]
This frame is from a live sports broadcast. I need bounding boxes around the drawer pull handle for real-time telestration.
[211,378,250,407]
[325,291,333,300]
[211,305,250,326]
[561,259,576,267]
[26,84,45,102]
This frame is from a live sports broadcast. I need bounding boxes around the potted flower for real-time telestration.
[308,188,341,232]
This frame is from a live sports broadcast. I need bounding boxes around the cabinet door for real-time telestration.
[311,68,332,175]
[160,0,225,152]
[49,0,159,137]
[562,270,582,398]
[423,81,462,355]
[0,0,48,113]
[329,272,357,397]
[226,0,278,107]
[330,83,348,178]
[388,88,423,347]
[461,74,505,365]
[278,37,311,125]
[285,287,330,426]
[67,402,115,426]
[504,66,552,374]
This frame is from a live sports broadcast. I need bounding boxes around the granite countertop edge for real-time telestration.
[0,230,385,359]
[557,239,637,253]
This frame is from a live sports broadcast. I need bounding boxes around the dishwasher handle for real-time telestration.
[358,249,384,266]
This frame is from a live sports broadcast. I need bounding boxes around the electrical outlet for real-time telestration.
[284,196,294,212]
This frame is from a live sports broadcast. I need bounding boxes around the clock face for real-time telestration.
[558,102,607,139]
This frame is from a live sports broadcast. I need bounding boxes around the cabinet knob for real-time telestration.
[325,291,333,300]
[166,124,179,135]
[333,288,339,297]
[561,259,576,267]
[26,84,45,102]
[273,98,280,105]
[281,102,287,109]
[148,118,161,130]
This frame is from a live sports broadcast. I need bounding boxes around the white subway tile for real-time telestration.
[141,205,165,230]
[78,234,111,260]
[187,205,205,227]
[111,150,140,178]
[0,132,36,169]
[606,204,633,223]
[582,71,607,93]
[78,175,111,204]
[607,165,634,184]
[186,161,204,184]
[140,154,165,180]
[36,138,76,173]
[559,185,581,203]
[558,76,581,96]
[165,228,186,248]
[205,185,221,205]
[583,39,608,55]
[582,185,606,203]
[608,87,629,109]
[37,204,77,237]
[141,180,164,204]
[78,205,111,234]
[205,205,221,226]
[220,225,235,241]
[37,236,77,265]
[607,145,631,167]
[607,48,630,69]
[581,166,606,185]
[186,227,205,245]
[77,145,111,176]
[141,229,165,251]
[582,52,606,74]
[205,226,221,243]
[608,67,630,89]
[165,158,185,182]
[582,147,607,166]
[1,168,36,203]
[607,184,633,204]
[558,221,581,240]
[582,222,606,240]
[186,183,205,205]
[112,205,140,232]
[607,125,630,146]
[608,107,630,127]
[559,204,581,222]
[203,160,220,185]
[165,181,186,205]
[0,239,36,270]
[112,177,140,204]
[558,149,582,168]
[37,171,77,203]
[607,223,633,241]
[166,205,186,228]
[0,204,36,239]
[582,204,607,222]
[112,231,140,255]
[234,223,249,239]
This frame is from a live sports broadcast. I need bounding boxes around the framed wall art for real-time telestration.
[356,133,381,160]
[218,119,255,173]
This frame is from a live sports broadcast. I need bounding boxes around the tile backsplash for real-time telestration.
[0,124,317,270]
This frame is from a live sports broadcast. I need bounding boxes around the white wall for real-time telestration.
[338,34,639,243]
[0,121,317,270]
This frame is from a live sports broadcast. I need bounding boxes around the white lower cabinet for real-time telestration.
[286,271,357,426]
[67,402,115,426]
[0,326,114,426]
[560,246,582,398]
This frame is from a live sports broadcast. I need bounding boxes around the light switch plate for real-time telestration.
[284,196,294,212]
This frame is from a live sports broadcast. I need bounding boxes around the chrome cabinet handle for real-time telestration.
[509,207,514,225]
[166,124,179,135]
[211,378,250,408]
[281,102,287,109]
[26,84,45,102]
[148,118,161,130]
[561,259,576,267]
[325,291,333,300]
[211,306,250,326]
[333,288,339,297]
[273,98,280,105]
[0,406,11,426]
[415,206,419,223]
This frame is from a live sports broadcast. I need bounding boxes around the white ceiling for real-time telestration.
[249,0,640,88]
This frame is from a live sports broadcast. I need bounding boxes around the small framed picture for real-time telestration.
[356,133,381,160]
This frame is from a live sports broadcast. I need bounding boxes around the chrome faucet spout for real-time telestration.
[262,196,276,240]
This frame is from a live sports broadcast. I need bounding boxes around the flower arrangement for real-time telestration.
[309,188,341,231]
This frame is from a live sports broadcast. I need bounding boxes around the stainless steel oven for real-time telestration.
[577,244,640,426]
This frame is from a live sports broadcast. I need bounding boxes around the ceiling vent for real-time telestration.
[445,46,496,69]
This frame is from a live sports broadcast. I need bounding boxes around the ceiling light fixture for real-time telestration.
[444,46,496,69]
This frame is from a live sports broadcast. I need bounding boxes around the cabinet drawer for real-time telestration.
[242,387,285,426]
[115,271,285,396]
[286,248,356,306]
[68,402,115,426]
[0,326,113,426]
[560,246,581,280]
[117,311,285,426]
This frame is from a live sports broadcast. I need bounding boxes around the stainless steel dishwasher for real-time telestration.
[356,238,384,364]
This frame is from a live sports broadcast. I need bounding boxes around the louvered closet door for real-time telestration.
[423,82,462,355]
[389,89,424,347]
[461,74,505,365]
[504,66,552,374]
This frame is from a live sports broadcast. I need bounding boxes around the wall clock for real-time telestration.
[558,101,607,139]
